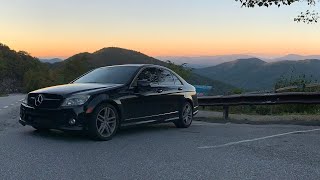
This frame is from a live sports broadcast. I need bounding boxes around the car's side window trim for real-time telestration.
[129,67,146,89]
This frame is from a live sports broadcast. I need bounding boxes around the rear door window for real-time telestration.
[171,73,183,85]
[158,69,175,86]
[137,67,159,86]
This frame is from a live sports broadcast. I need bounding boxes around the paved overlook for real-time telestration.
[0,94,320,179]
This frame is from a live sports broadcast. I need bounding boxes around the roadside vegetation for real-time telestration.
[0,43,54,94]
[204,104,320,116]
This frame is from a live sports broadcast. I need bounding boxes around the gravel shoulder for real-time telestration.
[195,110,320,126]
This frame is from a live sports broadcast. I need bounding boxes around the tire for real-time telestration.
[88,103,119,141]
[174,101,193,128]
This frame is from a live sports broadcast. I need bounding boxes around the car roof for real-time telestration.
[98,63,187,84]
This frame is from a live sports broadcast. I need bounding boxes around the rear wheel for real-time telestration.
[174,101,193,128]
[88,103,119,141]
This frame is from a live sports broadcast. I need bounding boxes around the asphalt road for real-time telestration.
[0,94,25,131]
[0,94,320,180]
[0,94,25,111]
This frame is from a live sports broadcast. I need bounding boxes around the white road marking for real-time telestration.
[198,128,320,149]
[3,106,8,109]
[10,104,14,106]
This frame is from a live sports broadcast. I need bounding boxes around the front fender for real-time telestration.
[86,94,123,118]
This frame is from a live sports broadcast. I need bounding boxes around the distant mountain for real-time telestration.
[51,47,168,82]
[52,47,234,94]
[157,54,320,68]
[194,58,320,90]
[40,58,63,64]
[157,55,255,68]
[272,54,320,61]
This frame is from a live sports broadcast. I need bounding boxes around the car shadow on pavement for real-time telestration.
[26,123,177,141]
[29,129,90,142]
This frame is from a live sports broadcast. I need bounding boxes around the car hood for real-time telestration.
[30,83,124,96]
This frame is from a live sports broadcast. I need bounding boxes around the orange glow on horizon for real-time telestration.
[6,41,320,60]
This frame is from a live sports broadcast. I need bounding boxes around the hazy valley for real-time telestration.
[194,58,320,90]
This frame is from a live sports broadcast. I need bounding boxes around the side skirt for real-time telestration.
[121,117,179,127]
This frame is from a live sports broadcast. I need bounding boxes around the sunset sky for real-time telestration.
[0,0,319,59]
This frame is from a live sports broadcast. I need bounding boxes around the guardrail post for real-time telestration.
[223,106,229,120]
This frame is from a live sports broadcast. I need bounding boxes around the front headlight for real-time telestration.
[61,95,90,107]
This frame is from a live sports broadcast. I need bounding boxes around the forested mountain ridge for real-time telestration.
[0,44,234,95]
[49,47,167,84]
[0,43,53,93]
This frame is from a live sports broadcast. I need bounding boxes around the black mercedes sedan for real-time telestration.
[19,64,199,140]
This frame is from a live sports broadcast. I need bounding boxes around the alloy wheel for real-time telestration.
[182,103,192,125]
[96,107,117,137]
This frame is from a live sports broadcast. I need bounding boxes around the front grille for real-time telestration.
[27,93,64,109]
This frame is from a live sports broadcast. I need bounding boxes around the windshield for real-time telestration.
[73,66,139,84]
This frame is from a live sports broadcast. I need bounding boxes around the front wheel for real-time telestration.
[174,102,193,128]
[88,103,119,141]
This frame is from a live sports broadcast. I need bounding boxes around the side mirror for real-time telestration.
[137,80,151,88]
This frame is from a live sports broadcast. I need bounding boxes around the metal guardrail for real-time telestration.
[198,92,320,120]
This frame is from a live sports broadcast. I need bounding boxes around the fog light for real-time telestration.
[69,119,76,125]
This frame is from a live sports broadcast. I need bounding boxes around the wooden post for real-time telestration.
[223,106,229,120]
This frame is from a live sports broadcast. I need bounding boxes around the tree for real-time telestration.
[274,73,317,91]
[165,60,192,80]
[235,0,319,23]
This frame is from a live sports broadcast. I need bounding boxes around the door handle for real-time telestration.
[178,87,183,90]
[157,89,163,93]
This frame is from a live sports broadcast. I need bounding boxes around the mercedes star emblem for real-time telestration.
[35,94,44,106]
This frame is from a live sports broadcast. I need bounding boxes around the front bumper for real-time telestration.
[19,103,88,130]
